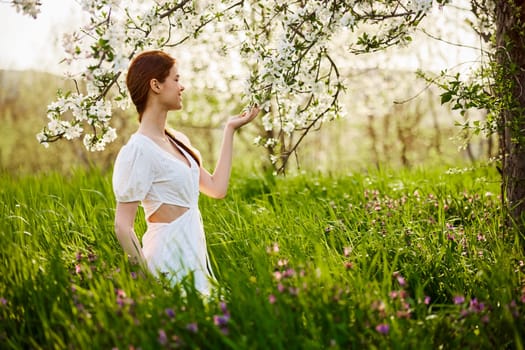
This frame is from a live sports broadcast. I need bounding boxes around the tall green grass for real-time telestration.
[0,165,523,349]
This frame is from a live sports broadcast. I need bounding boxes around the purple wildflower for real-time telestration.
[165,308,175,318]
[158,329,168,345]
[453,295,465,305]
[469,298,485,313]
[268,294,276,304]
[0,297,6,306]
[213,315,230,326]
[396,276,406,287]
[214,302,231,335]
[424,296,431,305]
[186,322,198,333]
[375,323,389,334]
[284,268,295,278]
[220,302,228,314]
[115,289,133,308]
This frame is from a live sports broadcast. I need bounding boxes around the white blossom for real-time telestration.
[114,95,131,110]
[102,127,117,144]
[36,131,47,145]
[29,0,441,170]
[47,99,65,113]
[64,123,83,140]
[340,12,355,28]
[264,138,277,148]
[112,54,129,72]
[283,121,294,135]
[11,0,41,19]
[47,119,65,135]
[262,114,273,132]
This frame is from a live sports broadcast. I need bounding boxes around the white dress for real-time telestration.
[112,133,215,295]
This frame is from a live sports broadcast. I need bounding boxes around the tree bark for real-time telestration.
[495,0,525,230]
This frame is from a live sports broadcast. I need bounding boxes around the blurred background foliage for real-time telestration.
[0,67,496,176]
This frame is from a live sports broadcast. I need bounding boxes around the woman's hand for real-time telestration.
[226,105,260,130]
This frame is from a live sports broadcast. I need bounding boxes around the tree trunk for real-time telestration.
[495,0,525,230]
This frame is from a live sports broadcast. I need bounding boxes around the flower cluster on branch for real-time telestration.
[12,0,447,172]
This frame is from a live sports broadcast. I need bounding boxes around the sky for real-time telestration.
[0,0,84,74]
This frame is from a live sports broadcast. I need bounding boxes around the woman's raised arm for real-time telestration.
[199,106,260,198]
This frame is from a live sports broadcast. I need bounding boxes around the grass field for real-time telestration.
[0,165,523,349]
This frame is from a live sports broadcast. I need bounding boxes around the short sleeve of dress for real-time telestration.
[112,142,154,203]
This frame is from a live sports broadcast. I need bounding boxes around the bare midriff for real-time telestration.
[148,203,189,223]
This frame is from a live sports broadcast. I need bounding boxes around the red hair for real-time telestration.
[126,50,175,121]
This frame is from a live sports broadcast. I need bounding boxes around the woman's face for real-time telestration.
[157,64,185,110]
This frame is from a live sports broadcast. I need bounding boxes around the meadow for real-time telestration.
[1,164,523,349]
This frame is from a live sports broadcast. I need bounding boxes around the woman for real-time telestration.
[112,50,259,295]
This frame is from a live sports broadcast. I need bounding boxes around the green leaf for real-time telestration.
[441,92,453,104]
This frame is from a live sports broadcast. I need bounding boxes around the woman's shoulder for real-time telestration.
[115,133,155,162]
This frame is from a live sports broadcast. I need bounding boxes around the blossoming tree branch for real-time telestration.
[13,0,444,173]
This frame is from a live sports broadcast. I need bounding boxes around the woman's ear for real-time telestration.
[150,79,161,94]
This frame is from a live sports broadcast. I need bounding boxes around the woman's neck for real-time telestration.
[138,109,169,139]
